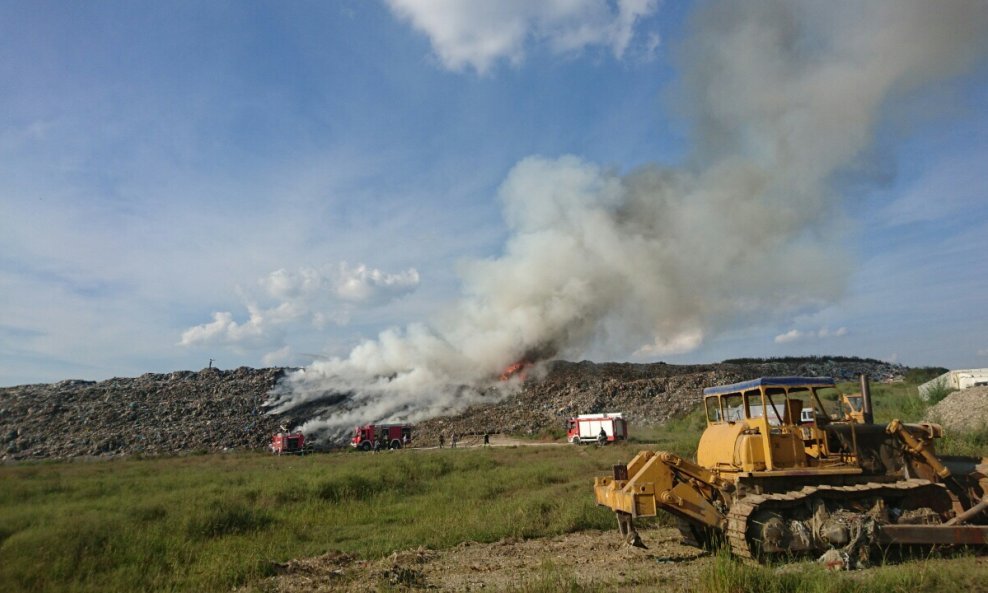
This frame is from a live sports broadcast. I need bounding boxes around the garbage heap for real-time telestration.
[0,367,286,460]
[0,357,906,460]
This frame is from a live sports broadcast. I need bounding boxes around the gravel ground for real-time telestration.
[925,386,988,433]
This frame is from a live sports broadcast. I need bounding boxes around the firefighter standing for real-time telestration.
[438,434,445,448]
[597,428,607,447]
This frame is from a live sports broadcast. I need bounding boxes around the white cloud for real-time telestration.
[635,328,704,357]
[386,0,659,73]
[774,329,805,344]
[775,327,848,344]
[178,309,279,350]
[817,327,848,338]
[180,262,419,351]
[333,263,421,304]
[262,345,294,366]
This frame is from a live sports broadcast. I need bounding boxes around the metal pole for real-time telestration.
[859,374,874,424]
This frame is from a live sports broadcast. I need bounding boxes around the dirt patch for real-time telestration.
[252,526,709,592]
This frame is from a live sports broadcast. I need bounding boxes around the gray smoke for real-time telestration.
[266,0,988,437]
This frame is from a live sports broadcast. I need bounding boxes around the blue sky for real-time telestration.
[2,1,987,387]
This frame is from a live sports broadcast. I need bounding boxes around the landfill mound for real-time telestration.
[925,386,988,433]
[415,358,905,445]
[1,367,286,460]
[0,357,905,460]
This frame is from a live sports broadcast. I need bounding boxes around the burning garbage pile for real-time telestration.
[413,357,908,445]
[0,357,906,459]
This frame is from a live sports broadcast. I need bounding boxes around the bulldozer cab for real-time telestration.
[839,393,866,423]
[702,385,812,428]
[698,377,837,471]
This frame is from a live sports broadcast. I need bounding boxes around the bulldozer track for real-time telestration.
[724,478,944,559]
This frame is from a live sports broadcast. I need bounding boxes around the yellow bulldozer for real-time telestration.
[594,376,988,562]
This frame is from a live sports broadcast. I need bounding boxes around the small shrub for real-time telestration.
[273,481,311,503]
[905,367,950,385]
[514,499,557,538]
[922,376,955,405]
[537,473,567,486]
[316,474,383,503]
[130,504,167,523]
[455,453,500,472]
[186,502,274,538]
[481,482,508,500]
[2,512,125,587]
[0,525,16,547]
[535,426,567,440]
[560,500,613,532]
[939,422,988,456]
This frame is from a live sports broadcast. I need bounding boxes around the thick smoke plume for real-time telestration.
[266,0,988,437]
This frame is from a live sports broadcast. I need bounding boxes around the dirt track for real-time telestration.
[424,433,567,449]
[257,526,708,592]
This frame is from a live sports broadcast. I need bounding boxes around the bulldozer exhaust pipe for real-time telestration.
[860,374,874,424]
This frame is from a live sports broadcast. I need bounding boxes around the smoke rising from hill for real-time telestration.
[266,0,988,436]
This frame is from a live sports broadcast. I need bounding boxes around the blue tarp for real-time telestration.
[702,376,835,396]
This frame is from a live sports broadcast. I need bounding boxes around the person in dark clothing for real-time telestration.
[597,428,607,447]
[483,432,490,447]
[439,434,445,448]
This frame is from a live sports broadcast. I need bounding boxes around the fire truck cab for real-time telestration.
[351,424,412,451]
[270,431,306,455]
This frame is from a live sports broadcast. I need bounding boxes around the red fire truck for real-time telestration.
[566,413,627,445]
[351,424,413,451]
[270,431,306,455]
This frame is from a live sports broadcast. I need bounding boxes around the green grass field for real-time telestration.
[0,445,626,592]
[1,378,986,593]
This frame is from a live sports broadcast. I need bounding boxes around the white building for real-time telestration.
[918,368,988,400]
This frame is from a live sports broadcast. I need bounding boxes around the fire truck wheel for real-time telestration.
[571,436,581,445]
[360,441,371,451]
[390,439,402,449]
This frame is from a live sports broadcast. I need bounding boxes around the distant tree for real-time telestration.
[721,355,886,366]
[904,367,950,385]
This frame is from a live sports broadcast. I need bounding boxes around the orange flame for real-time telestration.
[499,360,530,382]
